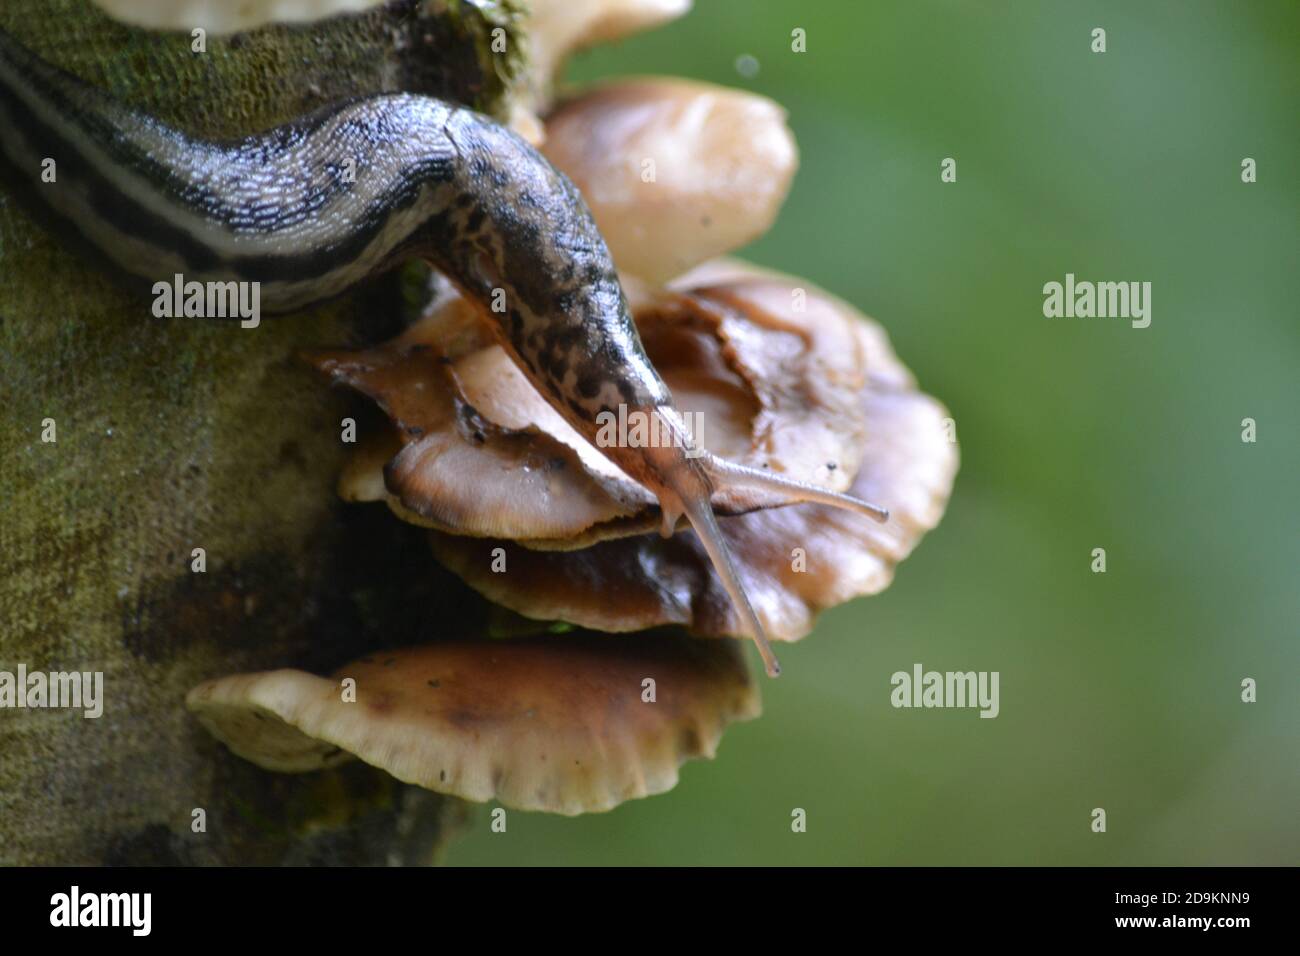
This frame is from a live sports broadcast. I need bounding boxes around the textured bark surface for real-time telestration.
[0,0,522,865]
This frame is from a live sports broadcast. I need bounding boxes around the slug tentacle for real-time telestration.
[679,470,783,679]
[704,456,891,524]
[0,27,891,678]
[666,450,890,677]
[613,409,890,676]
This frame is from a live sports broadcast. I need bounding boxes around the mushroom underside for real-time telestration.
[187,632,759,815]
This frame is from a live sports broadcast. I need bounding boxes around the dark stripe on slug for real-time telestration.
[0,76,223,275]
[0,29,472,310]
[155,108,420,235]
[0,30,357,234]
[0,66,461,308]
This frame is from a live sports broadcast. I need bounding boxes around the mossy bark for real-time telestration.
[0,0,523,865]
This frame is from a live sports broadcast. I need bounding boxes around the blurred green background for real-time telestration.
[447,0,1298,864]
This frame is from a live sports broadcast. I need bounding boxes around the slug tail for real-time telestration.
[706,456,890,523]
[676,482,782,678]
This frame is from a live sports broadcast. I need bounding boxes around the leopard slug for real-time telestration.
[0,27,889,677]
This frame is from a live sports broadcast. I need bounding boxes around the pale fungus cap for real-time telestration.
[94,0,684,45]
[187,631,759,815]
[525,0,692,100]
[542,79,799,283]
[91,0,387,34]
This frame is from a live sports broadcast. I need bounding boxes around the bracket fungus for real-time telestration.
[186,30,956,817]
[320,262,956,644]
[187,632,758,815]
[311,263,889,548]
[192,260,954,813]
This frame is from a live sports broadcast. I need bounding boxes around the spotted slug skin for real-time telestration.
[0,28,892,677]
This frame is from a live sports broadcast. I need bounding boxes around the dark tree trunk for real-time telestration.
[0,0,523,865]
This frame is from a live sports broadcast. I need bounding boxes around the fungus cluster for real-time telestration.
[315,261,955,644]
[188,2,957,816]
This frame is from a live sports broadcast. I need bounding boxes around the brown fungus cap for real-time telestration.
[313,262,876,548]
[309,301,656,542]
[187,631,759,815]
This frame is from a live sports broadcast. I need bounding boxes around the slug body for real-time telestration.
[0,29,888,676]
